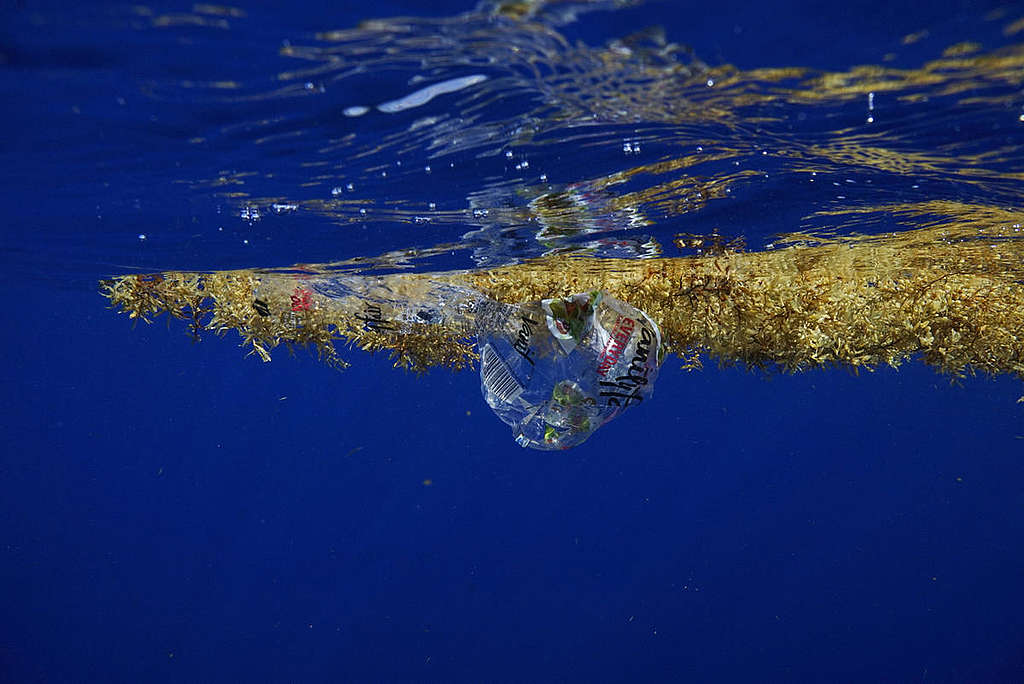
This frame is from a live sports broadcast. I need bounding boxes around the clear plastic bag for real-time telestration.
[477,291,662,450]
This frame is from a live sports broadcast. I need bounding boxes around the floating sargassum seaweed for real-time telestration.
[101,216,1024,381]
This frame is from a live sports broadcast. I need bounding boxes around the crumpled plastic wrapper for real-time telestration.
[477,291,662,450]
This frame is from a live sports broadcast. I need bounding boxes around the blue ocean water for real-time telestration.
[2,1,1024,682]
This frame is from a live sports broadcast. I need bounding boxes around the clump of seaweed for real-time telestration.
[101,213,1024,383]
[352,325,477,373]
[100,269,479,372]
[100,272,209,339]
[461,217,1024,380]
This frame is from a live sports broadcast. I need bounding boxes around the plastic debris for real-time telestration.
[477,291,662,450]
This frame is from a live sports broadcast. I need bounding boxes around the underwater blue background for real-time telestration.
[2,0,1024,682]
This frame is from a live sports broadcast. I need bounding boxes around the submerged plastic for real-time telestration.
[477,291,662,450]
